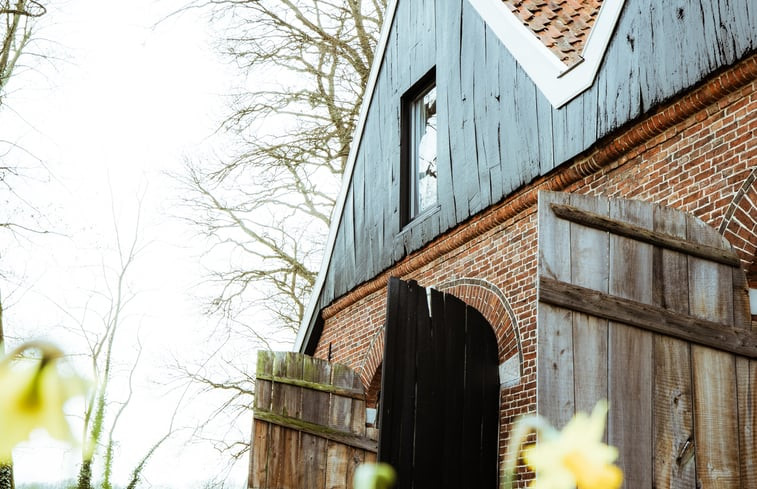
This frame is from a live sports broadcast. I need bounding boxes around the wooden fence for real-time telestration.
[249,351,377,489]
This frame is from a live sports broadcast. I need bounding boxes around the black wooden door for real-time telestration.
[378,278,499,489]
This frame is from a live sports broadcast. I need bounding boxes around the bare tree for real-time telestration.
[0,0,46,106]
[180,0,386,337]
[1,0,52,240]
[64,196,178,489]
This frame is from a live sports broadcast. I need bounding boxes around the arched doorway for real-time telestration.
[378,278,499,489]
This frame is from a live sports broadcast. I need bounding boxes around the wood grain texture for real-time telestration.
[250,420,270,489]
[736,357,757,488]
[325,442,349,489]
[551,203,742,266]
[569,193,609,415]
[251,352,372,489]
[537,193,756,488]
[379,279,499,489]
[688,216,740,489]
[537,191,575,428]
[538,278,757,358]
[652,205,695,489]
[607,198,653,489]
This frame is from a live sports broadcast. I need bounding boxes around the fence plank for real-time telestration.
[325,442,349,489]
[250,420,270,489]
[300,432,327,489]
[252,351,370,489]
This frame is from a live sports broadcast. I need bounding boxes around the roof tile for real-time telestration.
[502,0,603,65]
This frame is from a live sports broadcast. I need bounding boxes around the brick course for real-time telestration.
[312,54,757,486]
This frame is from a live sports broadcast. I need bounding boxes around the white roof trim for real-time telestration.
[467,0,626,108]
[294,0,401,352]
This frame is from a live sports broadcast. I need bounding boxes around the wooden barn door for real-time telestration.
[378,278,499,489]
[249,351,377,489]
[537,191,757,489]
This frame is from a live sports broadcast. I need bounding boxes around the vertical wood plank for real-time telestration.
[396,280,419,488]
[569,193,609,415]
[300,432,328,489]
[466,303,500,489]
[330,364,355,433]
[442,289,467,489]
[608,198,653,489]
[345,448,365,489]
[688,216,740,489]
[538,191,575,427]
[300,356,330,489]
[267,424,284,489]
[462,305,485,489]
[378,277,403,464]
[325,442,349,489]
[652,205,696,488]
[736,357,757,488]
[271,352,288,416]
[461,1,483,214]
[279,353,302,489]
[413,282,438,486]
[255,351,274,412]
[250,420,270,489]
[736,261,756,488]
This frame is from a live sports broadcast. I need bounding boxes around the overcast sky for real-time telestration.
[1,1,253,487]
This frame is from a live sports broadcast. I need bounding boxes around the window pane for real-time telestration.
[415,86,437,214]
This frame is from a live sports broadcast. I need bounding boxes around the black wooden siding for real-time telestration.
[317,0,757,313]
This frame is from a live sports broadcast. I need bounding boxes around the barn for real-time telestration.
[249,0,757,487]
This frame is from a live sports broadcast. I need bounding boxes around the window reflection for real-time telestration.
[412,86,437,217]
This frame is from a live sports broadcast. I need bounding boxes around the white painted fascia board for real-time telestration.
[467,0,626,108]
[294,0,401,353]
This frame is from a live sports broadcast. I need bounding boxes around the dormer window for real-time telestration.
[401,71,437,226]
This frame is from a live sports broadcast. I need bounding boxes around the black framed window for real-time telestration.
[401,70,437,226]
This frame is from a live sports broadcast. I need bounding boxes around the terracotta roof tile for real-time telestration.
[502,0,603,65]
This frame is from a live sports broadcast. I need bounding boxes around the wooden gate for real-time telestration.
[379,278,500,489]
[249,351,377,489]
[537,191,757,488]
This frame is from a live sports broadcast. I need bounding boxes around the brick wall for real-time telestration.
[312,55,757,486]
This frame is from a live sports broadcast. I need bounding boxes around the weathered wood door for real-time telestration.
[378,278,499,489]
[537,191,757,488]
[249,351,377,489]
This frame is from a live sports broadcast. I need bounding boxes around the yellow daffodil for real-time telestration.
[353,463,396,489]
[0,342,88,463]
[522,401,623,489]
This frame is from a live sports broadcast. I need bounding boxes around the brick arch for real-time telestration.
[719,168,757,285]
[357,277,523,392]
[359,326,385,391]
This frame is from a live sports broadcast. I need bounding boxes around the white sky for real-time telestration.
[1,1,256,487]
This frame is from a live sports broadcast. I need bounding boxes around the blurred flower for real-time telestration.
[522,401,622,489]
[353,462,396,489]
[0,342,89,463]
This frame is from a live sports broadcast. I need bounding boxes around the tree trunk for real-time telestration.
[0,295,14,489]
